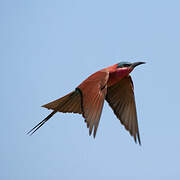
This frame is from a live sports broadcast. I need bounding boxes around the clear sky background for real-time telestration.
[1,0,180,179]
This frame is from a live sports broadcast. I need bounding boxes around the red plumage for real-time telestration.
[27,62,145,145]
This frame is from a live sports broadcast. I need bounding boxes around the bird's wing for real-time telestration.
[42,90,82,114]
[106,76,141,144]
[78,71,109,138]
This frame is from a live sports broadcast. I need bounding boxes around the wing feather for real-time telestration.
[106,76,141,145]
[78,71,109,137]
[88,93,101,135]
[93,88,106,137]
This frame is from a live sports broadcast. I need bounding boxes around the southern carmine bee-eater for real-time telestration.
[27,62,145,145]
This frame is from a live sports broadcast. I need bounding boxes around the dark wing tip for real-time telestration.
[137,132,141,145]
[133,132,141,145]
[93,129,97,138]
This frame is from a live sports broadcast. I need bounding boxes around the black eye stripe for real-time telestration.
[117,64,131,68]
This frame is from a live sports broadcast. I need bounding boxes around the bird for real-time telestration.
[27,61,145,145]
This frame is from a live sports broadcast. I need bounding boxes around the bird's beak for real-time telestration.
[131,62,146,69]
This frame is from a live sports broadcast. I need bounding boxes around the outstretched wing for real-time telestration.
[78,71,109,138]
[106,76,141,144]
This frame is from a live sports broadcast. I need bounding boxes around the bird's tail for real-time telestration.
[27,90,82,135]
[26,109,57,135]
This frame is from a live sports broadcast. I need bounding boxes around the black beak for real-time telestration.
[131,62,146,68]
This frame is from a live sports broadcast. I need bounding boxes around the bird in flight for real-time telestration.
[27,61,145,145]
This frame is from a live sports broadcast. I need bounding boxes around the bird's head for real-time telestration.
[117,61,145,72]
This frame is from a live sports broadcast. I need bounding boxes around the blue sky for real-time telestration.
[1,0,180,179]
